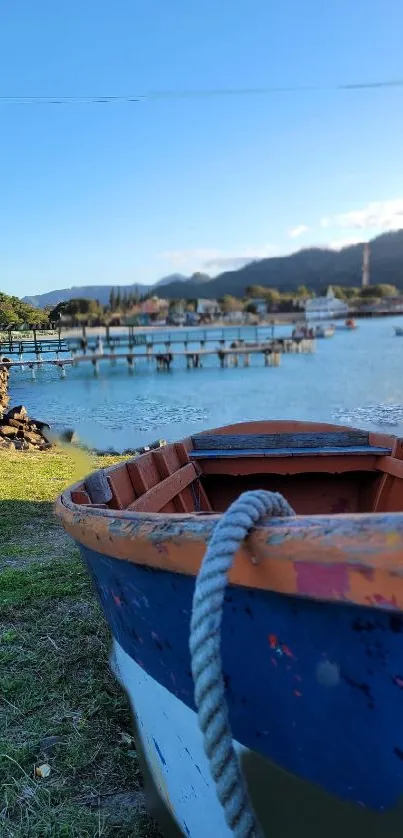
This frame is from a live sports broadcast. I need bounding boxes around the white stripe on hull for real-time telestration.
[111,640,244,837]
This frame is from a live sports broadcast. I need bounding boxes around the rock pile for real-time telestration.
[0,359,52,451]
[0,405,52,451]
[0,357,10,416]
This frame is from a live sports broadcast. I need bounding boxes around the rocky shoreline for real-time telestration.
[0,358,52,451]
[0,358,166,456]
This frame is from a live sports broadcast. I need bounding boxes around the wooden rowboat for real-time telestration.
[56,421,403,836]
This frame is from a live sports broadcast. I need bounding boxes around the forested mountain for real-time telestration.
[22,230,403,307]
[156,231,403,299]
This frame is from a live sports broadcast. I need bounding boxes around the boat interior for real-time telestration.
[67,422,403,516]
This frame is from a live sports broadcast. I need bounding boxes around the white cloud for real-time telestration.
[289,224,309,238]
[320,199,403,231]
[158,245,276,274]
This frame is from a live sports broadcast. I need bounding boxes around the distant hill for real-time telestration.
[23,283,152,309]
[157,230,403,299]
[23,272,212,309]
[22,275,185,309]
[154,273,187,287]
[23,230,403,307]
[23,274,195,309]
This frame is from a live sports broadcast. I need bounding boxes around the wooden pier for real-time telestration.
[0,324,316,359]
[0,336,69,358]
[0,345,290,377]
[0,334,315,378]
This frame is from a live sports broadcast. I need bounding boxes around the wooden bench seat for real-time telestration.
[190,432,392,459]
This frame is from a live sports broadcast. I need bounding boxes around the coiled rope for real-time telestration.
[190,490,295,837]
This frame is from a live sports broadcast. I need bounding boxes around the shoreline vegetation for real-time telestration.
[2,281,403,337]
[0,446,161,838]
[42,283,403,331]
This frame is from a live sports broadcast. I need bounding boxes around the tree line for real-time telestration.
[0,292,49,328]
[1,281,400,330]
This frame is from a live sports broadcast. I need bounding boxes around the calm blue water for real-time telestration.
[8,318,403,451]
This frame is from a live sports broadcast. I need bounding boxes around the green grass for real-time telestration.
[0,449,161,837]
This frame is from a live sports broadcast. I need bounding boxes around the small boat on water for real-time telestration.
[395,326,403,336]
[56,420,403,836]
[335,318,358,330]
[292,324,334,339]
[314,324,335,338]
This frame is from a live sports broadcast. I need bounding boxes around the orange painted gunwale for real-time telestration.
[56,421,403,612]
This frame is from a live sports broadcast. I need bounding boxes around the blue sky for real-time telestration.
[1,0,403,296]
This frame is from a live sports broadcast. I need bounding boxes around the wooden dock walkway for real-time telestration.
[0,324,315,358]
[0,337,315,377]
[0,346,280,377]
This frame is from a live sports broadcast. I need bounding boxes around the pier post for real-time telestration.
[264,350,280,366]
[60,364,66,379]
[29,364,36,380]
[92,358,99,376]
[243,353,250,367]
[218,350,226,368]
[110,346,116,365]
[127,355,135,373]
[146,342,152,361]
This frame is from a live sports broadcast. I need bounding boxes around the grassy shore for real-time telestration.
[0,448,160,837]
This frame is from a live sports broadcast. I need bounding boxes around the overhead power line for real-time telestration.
[1,79,403,104]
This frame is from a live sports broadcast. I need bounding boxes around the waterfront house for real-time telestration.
[304,287,348,322]
[196,299,222,318]
[125,296,168,327]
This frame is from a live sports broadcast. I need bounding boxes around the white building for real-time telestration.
[196,299,221,317]
[304,287,348,322]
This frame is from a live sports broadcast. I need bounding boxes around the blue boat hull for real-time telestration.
[80,544,403,818]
